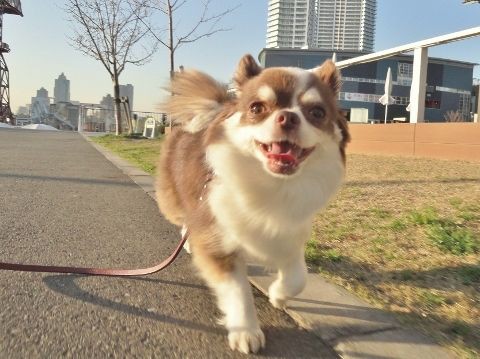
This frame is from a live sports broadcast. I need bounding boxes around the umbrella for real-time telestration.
[378,67,395,124]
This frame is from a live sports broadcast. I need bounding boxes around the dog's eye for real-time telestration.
[309,106,326,119]
[249,102,266,115]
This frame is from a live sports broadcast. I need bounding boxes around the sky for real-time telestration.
[4,0,480,113]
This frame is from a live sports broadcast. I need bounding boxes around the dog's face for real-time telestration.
[224,55,347,177]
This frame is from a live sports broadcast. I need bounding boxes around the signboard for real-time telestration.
[143,117,157,138]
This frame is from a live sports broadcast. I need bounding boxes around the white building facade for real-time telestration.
[266,0,376,52]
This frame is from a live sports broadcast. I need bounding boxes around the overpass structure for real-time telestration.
[335,27,480,123]
[0,0,22,123]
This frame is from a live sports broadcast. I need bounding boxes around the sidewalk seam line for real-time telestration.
[328,325,400,344]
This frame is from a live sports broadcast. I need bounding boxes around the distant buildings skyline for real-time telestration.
[17,73,134,115]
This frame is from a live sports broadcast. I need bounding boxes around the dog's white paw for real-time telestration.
[269,295,287,310]
[228,328,265,354]
[268,280,287,310]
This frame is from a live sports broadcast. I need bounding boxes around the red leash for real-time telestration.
[0,231,188,277]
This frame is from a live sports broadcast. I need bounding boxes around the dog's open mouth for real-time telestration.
[256,140,315,175]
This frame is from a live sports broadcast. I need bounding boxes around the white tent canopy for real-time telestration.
[22,124,58,131]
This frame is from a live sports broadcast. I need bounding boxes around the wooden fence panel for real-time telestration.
[347,123,480,161]
[348,124,415,156]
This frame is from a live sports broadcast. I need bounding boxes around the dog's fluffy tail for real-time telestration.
[162,70,230,133]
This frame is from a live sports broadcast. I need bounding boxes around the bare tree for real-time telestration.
[444,110,465,122]
[137,0,239,79]
[65,0,158,134]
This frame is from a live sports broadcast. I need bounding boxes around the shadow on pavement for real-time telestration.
[289,297,395,326]
[0,173,136,187]
[43,274,222,335]
[43,274,339,358]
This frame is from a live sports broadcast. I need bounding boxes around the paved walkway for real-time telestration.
[0,128,456,358]
[0,128,337,358]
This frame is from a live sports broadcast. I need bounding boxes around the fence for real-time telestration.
[79,107,166,133]
[347,123,480,161]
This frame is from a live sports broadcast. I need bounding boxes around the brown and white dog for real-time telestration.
[156,54,349,354]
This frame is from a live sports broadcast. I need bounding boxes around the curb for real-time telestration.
[82,133,456,359]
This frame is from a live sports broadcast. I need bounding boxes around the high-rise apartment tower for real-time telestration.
[266,0,376,52]
[54,73,70,103]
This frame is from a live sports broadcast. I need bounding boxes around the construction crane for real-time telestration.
[0,0,22,124]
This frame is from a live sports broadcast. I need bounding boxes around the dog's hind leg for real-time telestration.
[193,250,265,354]
[268,252,308,310]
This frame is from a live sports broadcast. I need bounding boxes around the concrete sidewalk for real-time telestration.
[0,128,337,358]
[85,132,457,359]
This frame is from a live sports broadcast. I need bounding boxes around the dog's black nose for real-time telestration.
[276,111,300,131]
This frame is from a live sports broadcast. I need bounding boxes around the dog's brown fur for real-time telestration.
[156,107,238,281]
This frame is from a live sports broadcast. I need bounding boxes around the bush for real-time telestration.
[444,110,464,122]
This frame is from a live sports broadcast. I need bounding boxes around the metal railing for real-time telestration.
[79,106,166,133]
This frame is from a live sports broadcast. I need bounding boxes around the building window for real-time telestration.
[458,93,471,118]
[394,96,410,105]
[398,62,413,80]
[425,99,441,109]
[425,92,440,109]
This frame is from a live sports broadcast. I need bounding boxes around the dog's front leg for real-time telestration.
[195,252,265,354]
[268,252,308,310]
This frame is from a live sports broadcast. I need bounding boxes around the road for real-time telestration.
[0,128,337,358]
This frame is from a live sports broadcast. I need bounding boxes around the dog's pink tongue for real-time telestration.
[267,142,296,164]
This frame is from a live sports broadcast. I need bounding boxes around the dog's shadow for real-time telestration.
[43,274,336,358]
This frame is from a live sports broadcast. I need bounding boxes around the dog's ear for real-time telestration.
[234,54,262,88]
[313,60,341,95]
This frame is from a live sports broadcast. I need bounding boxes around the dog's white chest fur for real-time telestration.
[206,138,344,265]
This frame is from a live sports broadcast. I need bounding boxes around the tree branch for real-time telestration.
[64,0,158,134]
